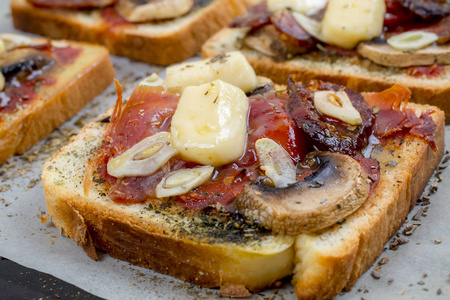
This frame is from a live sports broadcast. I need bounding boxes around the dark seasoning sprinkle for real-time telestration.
[365,151,450,295]
[1,45,448,298]
[137,201,272,245]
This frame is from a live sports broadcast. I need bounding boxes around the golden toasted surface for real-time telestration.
[42,89,444,299]
[0,38,113,165]
[11,0,247,65]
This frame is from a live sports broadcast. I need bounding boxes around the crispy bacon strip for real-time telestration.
[364,83,411,110]
[364,84,438,151]
[105,79,124,145]
[83,160,94,197]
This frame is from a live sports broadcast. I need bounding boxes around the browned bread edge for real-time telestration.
[0,40,114,165]
[11,0,247,65]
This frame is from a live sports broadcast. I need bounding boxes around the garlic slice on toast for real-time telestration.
[156,166,214,198]
[321,0,385,49]
[314,90,362,125]
[0,73,4,92]
[171,79,249,167]
[0,33,32,51]
[139,73,165,87]
[115,0,194,22]
[166,51,258,93]
[292,12,325,43]
[255,138,296,188]
[0,40,5,55]
[107,132,178,178]
[387,30,439,51]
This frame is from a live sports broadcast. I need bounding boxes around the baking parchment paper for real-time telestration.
[0,2,449,299]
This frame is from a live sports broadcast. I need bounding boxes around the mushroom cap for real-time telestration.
[235,152,370,235]
[0,48,54,76]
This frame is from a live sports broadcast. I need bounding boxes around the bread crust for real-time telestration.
[0,39,114,165]
[292,104,445,299]
[11,0,247,65]
[202,28,450,123]
[42,94,445,298]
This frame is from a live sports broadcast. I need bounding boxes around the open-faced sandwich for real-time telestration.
[10,0,247,65]
[0,33,113,165]
[42,52,444,299]
[202,0,450,122]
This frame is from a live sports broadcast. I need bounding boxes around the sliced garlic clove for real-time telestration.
[156,166,214,198]
[387,30,439,51]
[292,12,325,43]
[165,51,258,93]
[0,33,32,51]
[0,40,5,55]
[314,90,362,126]
[0,72,4,92]
[171,79,249,167]
[107,132,178,178]
[255,138,296,188]
[321,0,386,49]
[139,73,165,87]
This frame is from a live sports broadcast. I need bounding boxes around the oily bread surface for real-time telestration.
[11,0,247,65]
[42,99,444,298]
[41,117,295,292]
[0,39,114,165]
[202,28,450,122]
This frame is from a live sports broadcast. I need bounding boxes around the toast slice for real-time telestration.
[11,0,247,65]
[0,34,114,165]
[202,27,450,123]
[41,111,296,292]
[41,76,444,298]
[293,101,445,298]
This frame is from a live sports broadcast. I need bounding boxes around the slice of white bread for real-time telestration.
[41,85,444,298]
[0,36,114,165]
[11,0,247,66]
[41,114,295,292]
[202,27,450,123]
[293,102,444,298]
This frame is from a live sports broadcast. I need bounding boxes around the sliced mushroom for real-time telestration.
[235,151,370,235]
[0,50,54,76]
[115,0,194,22]
[244,25,299,60]
[357,42,450,67]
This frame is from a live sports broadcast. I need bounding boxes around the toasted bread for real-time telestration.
[202,25,450,123]
[0,34,114,165]
[41,74,444,299]
[10,0,247,66]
